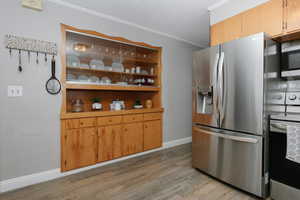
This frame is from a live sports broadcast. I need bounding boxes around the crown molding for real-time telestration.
[47,0,205,48]
[207,0,229,11]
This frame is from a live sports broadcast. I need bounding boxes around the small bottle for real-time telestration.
[150,68,154,75]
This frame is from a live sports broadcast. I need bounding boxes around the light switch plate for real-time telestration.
[22,0,43,11]
[8,86,23,97]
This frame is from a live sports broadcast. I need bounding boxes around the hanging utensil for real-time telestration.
[46,56,61,95]
[18,50,22,72]
[36,52,39,64]
[27,51,30,63]
[44,53,47,62]
[9,48,12,57]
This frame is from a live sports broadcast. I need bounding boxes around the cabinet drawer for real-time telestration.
[123,114,144,123]
[97,116,122,126]
[65,118,96,129]
[65,119,80,129]
[79,118,96,128]
[144,113,162,121]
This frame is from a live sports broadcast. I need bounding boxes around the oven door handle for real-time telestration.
[193,127,258,144]
[270,123,287,132]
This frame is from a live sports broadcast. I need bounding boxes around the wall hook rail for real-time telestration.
[5,34,57,55]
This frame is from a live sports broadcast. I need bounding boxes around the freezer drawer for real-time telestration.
[192,126,264,197]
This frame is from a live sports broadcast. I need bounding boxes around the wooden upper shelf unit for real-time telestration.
[211,0,300,46]
[60,24,163,115]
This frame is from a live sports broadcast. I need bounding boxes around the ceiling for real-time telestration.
[56,0,226,47]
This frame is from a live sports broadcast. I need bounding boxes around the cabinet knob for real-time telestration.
[124,128,128,132]
[145,125,148,128]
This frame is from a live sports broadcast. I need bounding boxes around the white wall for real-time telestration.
[0,0,199,181]
[210,0,270,25]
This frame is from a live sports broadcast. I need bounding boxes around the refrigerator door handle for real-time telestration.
[218,52,225,126]
[213,53,220,116]
[193,127,258,144]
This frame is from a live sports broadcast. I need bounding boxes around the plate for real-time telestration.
[90,59,104,70]
[67,73,76,81]
[81,63,90,69]
[141,70,149,75]
[78,75,89,82]
[67,55,80,67]
[112,62,124,72]
[104,66,113,71]
[133,105,143,109]
[101,76,112,84]
[116,82,128,86]
[89,76,100,83]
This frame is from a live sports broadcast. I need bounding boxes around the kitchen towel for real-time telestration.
[286,125,300,164]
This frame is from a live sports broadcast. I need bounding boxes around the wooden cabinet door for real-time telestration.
[261,0,283,36]
[98,125,122,162]
[143,120,162,151]
[111,125,122,159]
[223,14,243,43]
[210,21,224,46]
[286,0,300,33]
[241,6,262,37]
[98,127,113,162]
[122,123,143,156]
[78,127,97,167]
[63,129,79,171]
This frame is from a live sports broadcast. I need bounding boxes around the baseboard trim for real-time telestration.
[0,136,191,193]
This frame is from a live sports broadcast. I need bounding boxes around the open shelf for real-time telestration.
[67,66,157,78]
[65,83,160,91]
[61,108,164,119]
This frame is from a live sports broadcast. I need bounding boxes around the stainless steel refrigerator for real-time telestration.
[192,33,280,198]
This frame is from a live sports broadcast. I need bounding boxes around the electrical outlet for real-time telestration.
[22,0,43,11]
[8,86,23,97]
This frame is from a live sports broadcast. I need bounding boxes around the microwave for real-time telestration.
[281,41,300,78]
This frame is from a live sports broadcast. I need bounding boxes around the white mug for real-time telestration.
[114,103,122,110]
[136,66,141,74]
[131,67,135,74]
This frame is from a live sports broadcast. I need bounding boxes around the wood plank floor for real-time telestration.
[1,144,260,200]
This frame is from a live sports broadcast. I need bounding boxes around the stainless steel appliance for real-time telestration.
[192,33,280,198]
[270,92,300,200]
[281,40,300,78]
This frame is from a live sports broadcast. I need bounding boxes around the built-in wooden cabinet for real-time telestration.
[60,24,163,172]
[210,15,242,46]
[61,112,162,171]
[63,129,79,171]
[210,0,300,46]
[223,14,243,43]
[261,0,283,36]
[144,120,162,151]
[62,128,97,171]
[78,128,97,167]
[122,122,144,156]
[286,0,300,33]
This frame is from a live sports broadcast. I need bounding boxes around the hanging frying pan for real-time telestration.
[46,56,61,95]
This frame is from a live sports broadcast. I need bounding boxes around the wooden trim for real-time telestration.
[60,24,161,50]
[65,83,160,92]
[60,25,67,115]
[61,108,164,119]
[67,66,157,78]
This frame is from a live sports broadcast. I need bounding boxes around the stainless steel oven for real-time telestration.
[270,118,300,200]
